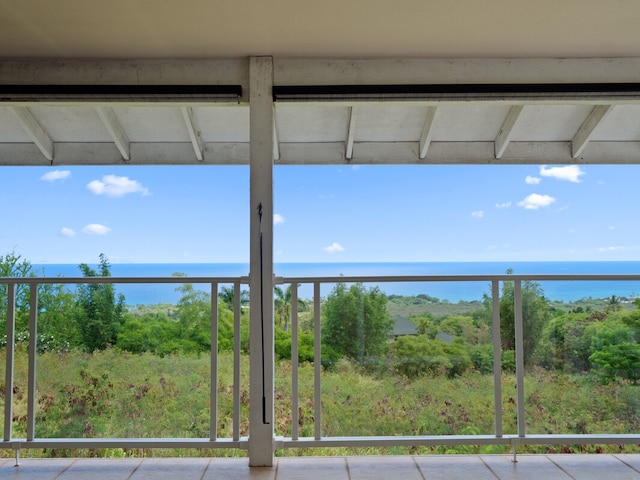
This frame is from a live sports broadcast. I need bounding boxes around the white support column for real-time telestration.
[248,56,275,467]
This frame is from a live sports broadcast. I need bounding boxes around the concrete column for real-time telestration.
[248,56,275,467]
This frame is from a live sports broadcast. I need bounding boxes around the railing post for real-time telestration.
[491,280,503,438]
[248,55,275,466]
[210,282,218,441]
[514,279,526,439]
[291,283,299,441]
[313,282,322,441]
[233,281,242,442]
[26,284,38,441]
[4,283,16,442]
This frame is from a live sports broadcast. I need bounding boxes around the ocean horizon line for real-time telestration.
[28,260,640,305]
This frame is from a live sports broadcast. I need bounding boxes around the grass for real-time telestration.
[1,347,639,458]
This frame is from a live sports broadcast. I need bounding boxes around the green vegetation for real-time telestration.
[1,251,640,458]
[322,283,393,360]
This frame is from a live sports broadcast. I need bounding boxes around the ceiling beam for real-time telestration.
[346,106,357,159]
[180,106,204,161]
[495,105,524,159]
[419,106,438,159]
[10,106,54,161]
[572,104,614,158]
[95,106,130,161]
[1,141,639,166]
[275,58,640,88]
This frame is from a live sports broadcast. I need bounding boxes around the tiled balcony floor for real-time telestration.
[1,455,640,479]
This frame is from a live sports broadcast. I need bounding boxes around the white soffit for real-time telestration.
[3,58,640,166]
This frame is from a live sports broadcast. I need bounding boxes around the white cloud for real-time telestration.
[41,170,71,182]
[471,210,484,218]
[60,227,76,237]
[274,213,285,225]
[323,242,345,254]
[517,193,556,210]
[525,176,541,185]
[82,224,111,235]
[495,202,511,208]
[540,165,585,183]
[87,175,150,197]
[598,246,622,252]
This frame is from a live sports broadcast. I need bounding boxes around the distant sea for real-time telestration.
[31,261,640,306]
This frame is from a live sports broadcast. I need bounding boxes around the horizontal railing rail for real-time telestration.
[1,272,640,461]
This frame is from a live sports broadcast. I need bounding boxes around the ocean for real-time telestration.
[31,261,640,305]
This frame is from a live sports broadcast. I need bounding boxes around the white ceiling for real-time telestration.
[2,0,640,58]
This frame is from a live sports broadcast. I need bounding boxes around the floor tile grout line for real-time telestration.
[199,457,213,480]
[344,456,351,480]
[125,457,144,480]
[51,458,77,480]
[613,454,640,475]
[478,455,501,480]
[546,454,578,480]
[411,456,427,480]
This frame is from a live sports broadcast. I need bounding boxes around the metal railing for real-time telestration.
[277,273,640,459]
[0,276,250,457]
[1,273,640,462]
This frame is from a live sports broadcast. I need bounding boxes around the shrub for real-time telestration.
[389,335,471,378]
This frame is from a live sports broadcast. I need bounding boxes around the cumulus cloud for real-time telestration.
[274,213,285,225]
[82,224,111,235]
[60,227,76,237]
[87,175,150,197]
[323,242,345,254]
[599,246,622,252]
[495,202,512,208]
[41,170,71,182]
[517,193,556,210]
[525,176,541,185]
[471,210,484,218]
[540,165,585,183]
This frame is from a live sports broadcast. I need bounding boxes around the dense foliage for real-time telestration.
[322,282,394,360]
[75,254,126,352]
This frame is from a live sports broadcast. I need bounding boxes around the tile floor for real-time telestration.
[1,454,640,479]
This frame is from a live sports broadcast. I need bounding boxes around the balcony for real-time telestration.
[1,272,640,469]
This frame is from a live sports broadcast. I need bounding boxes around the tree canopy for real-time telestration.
[322,282,393,360]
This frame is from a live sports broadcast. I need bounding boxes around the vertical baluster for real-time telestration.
[291,283,299,440]
[26,284,38,441]
[233,281,241,442]
[313,282,321,441]
[491,280,503,438]
[514,280,526,438]
[210,282,218,441]
[4,283,16,442]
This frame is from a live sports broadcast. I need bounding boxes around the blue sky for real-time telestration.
[0,164,638,264]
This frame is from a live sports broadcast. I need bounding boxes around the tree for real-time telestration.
[482,270,551,365]
[218,285,249,311]
[590,343,640,384]
[174,282,212,353]
[175,280,236,353]
[322,282,393,360]
[605,295,623,313]
[0,250,34,333]
[274,284,306,332]
[75,254,125,352]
